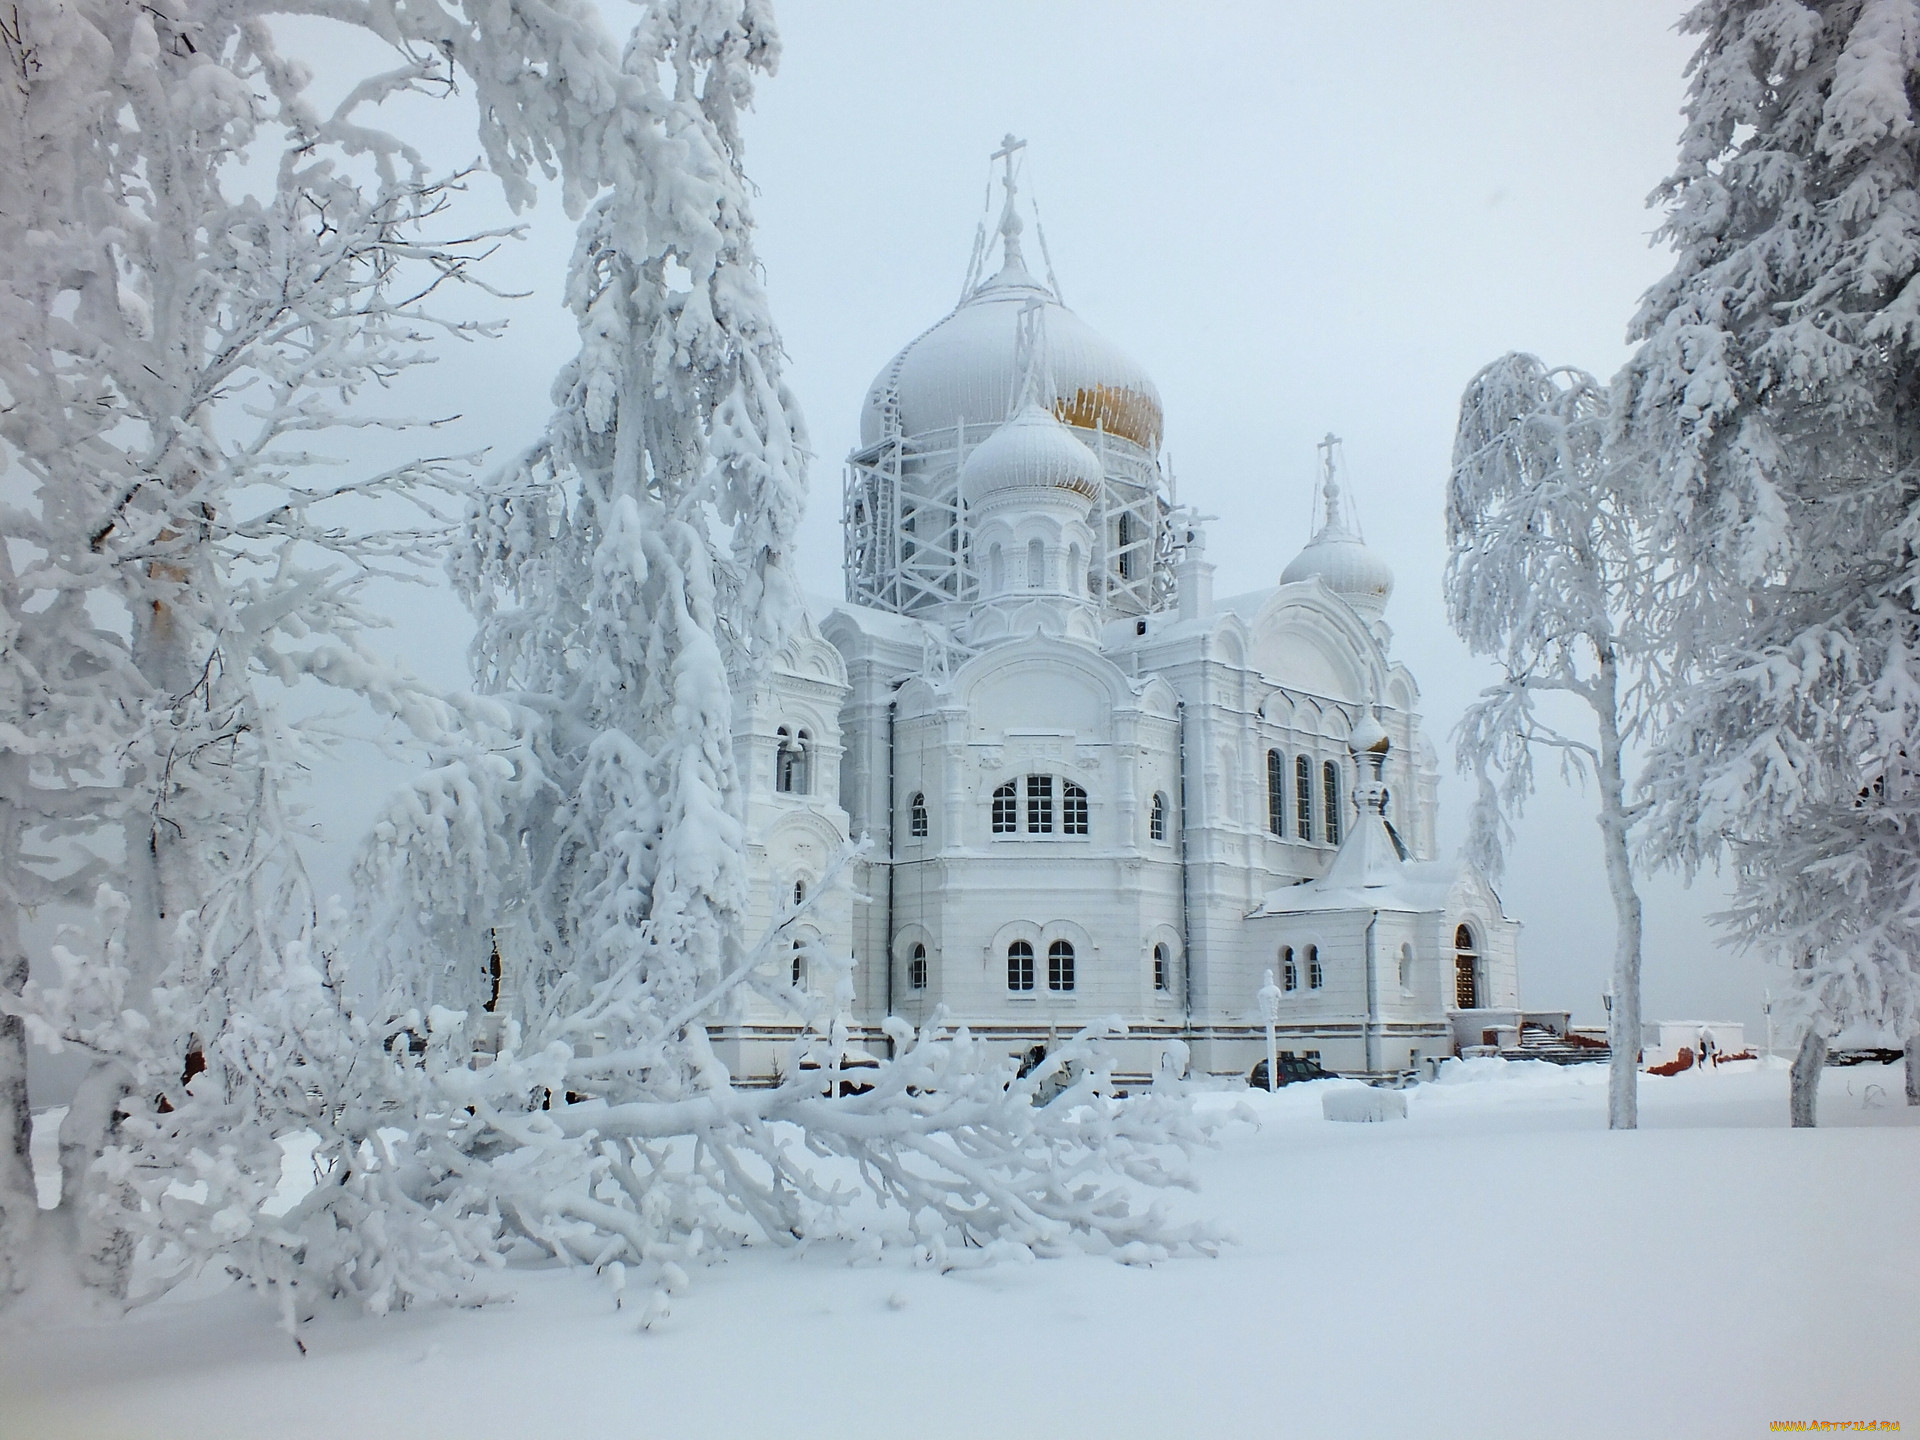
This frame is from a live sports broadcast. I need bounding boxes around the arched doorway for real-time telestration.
[1453,924,1479,1009]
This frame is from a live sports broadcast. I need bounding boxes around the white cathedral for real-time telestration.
[717,147,1521,1084]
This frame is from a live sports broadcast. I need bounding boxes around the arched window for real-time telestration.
[792,879,806,906]
[1294,754,1312,839]
[776,727,809,795]
[1067,543,1082,595]
[992,781,1018,834]
[1281,945,1297,992]
[1026,774,1053,833]
[1322,760,1340,845]
[909,792,928,838]
[1062,781,1089,836]
[1399,942,1414,993]
[791,940,805,989]
[1007,940,1035,992]
[1153,943,1170,993]
[1267,750,1285,837]
[1454,924,1479,1009]
[989,543,1005,593]
[1149,792,1167,842]
[1307,944,1324,989]
[1027,537,1046,590]
[1047,939,1076,992]
[909,943,928,991]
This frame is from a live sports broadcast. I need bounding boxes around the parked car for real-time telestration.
[1248,1053,1335,1089]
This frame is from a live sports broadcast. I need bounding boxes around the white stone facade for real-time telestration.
[713,152,1522,1081]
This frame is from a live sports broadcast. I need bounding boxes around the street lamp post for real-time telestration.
[1258,969,1283,1094]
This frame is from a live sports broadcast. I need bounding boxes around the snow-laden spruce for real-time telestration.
[1615,0,1920,1122]
[1447,355,1656,1130]
[357,2,1222,1327]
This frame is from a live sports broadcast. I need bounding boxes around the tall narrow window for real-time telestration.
[1026,774,1053,834]
[1062,782,1089,836]
[791,940,805,989]
[792,879,806,906]
[1027,538,1046,590]
[1308,944,1324,989]
[1153,943,1170,993]
[992,781,1018,834]
[1267,750,1285,837]
[1294,754,1312,839]
[1282,946,1298,992]
[1454,924,1479,1009]
[909,792,928,838]
[1322,760,1340,845]
[1117,511,1136,581]
[989,544,1004,593]
[1067,543,1082,595]
[1047,940,1076,993]
[776,727,809,795]
[1149,792,1167,842]
[1007,940,1035,992]
[1399,942,1414,993]
[909,943,928,991]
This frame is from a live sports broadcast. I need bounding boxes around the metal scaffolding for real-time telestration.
[843,413,1174,622]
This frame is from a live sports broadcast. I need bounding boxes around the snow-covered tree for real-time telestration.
[356,1,1221,1319]
[1615,0,1920,1123]
[1448,354,1656,1129]
[0,0,534,1296]
[0,0,1218,1323]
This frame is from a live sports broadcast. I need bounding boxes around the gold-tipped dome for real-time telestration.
[1347,710,1392,756]
[860,159,1162,453]
[959,399,1104,505]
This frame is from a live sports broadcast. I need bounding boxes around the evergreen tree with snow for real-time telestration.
[1617,0,1920,1122]
[1448,355,1656,1129]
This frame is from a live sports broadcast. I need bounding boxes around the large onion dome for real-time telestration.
[860,205,1162,452]
[1281,438,1394,619]
[959,399,1103,506]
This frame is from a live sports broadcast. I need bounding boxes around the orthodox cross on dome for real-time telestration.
[992,132,1029,270]
[1314,430,1361,540]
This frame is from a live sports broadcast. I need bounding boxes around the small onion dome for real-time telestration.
[1347,711,1391,757]
[1280,521,1395,618]
[959,400,1103,506]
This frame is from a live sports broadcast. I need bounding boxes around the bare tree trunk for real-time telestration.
[0,935,34,1298]
[1593,647,1642,1131]
[1905,1034,1918,1107]
[1790,1024,1826,1128]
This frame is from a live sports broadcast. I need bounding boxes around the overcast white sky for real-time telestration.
[302,1,1784,1041]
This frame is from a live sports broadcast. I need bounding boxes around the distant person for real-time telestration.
[1698,1028,1716,1070]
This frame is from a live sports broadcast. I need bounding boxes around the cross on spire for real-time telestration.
[992,133,1028,270]
[1316,431,1346,533]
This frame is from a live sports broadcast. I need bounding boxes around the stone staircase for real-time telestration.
[1513,1022,1610,1066]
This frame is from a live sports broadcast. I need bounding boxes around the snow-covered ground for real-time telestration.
[4,1059,1916,1440]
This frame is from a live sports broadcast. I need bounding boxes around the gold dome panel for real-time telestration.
[1052,382,1163,452]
